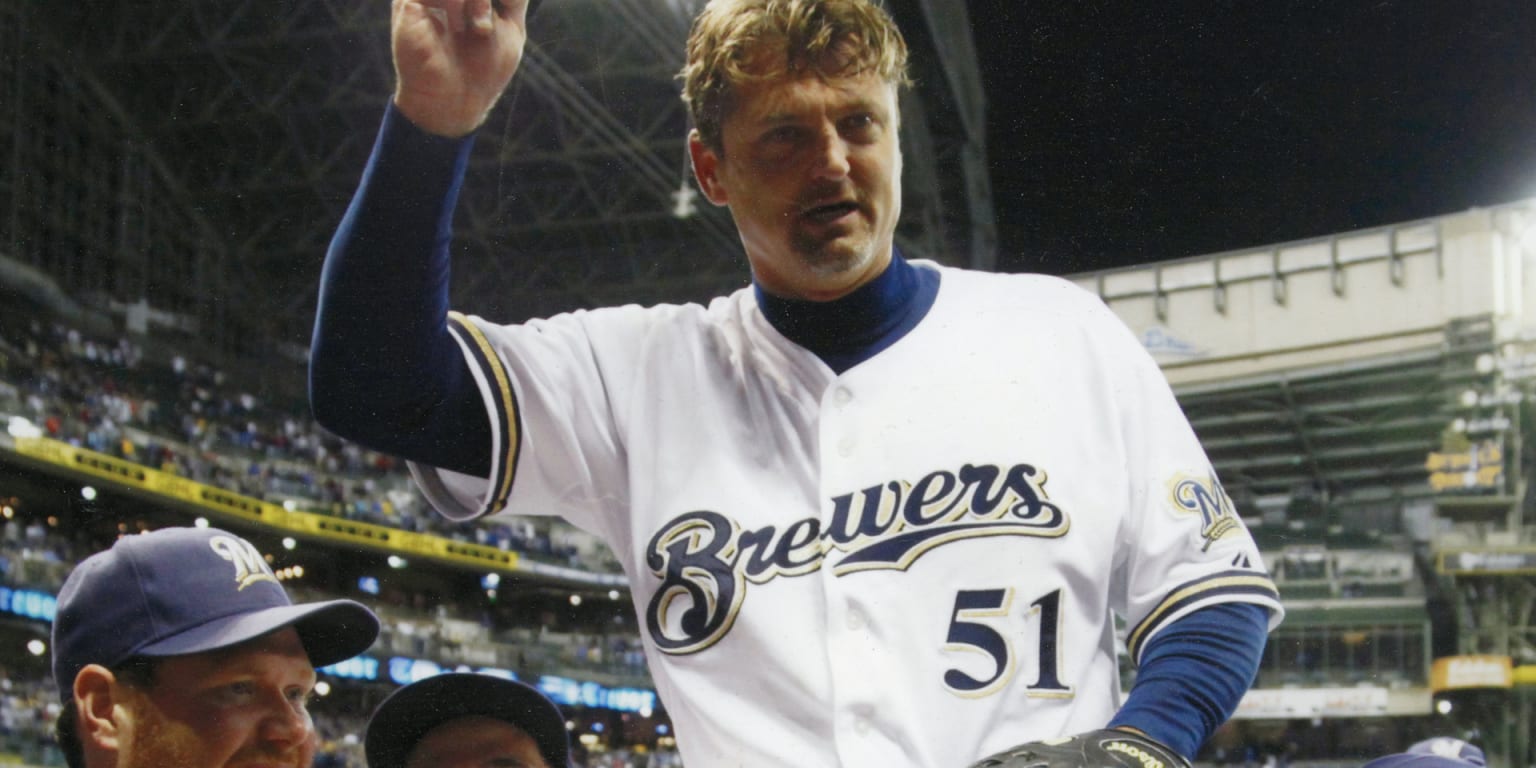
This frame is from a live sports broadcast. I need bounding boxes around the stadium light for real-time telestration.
[388,556,408,569]
[1435,699,1453,715]
[671,183,697,219]
[570,595,583,607]
[314,681,332,697]
[27,639,46,657]
[80,486,97,501]
[194,517,210,528]
[282,537,297,550]
[6,416,41,439]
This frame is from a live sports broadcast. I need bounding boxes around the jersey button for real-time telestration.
[854,716,872,736]
[834,387,852,405]
[837,437,855,457]
[845,610,865,631]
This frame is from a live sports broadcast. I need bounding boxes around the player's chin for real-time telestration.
[794,218,871,260]
[799,237,875,280]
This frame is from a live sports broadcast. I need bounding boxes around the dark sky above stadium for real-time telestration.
[966,1,1536,276]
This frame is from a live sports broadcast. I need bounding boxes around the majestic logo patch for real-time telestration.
[644,462,1069,654]
[208,535,279,590]
[1169,473,1240,551]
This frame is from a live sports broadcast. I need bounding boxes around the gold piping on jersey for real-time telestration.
[447,311,519,518]
[1126,570,1280,662]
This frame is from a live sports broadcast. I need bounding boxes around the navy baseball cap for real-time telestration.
[366,673,572,768]
[1407,738,1486,766]
[51,526,379,703]
[1362,738,1487,768]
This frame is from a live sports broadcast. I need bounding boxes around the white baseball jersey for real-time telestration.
[411,263,1283,768]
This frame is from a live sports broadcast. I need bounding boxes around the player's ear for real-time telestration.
[74,665,127,752]
[688,129,730,206]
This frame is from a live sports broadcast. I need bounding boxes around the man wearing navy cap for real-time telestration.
[365,673,572,768]
[1362,738,1487,768]
[50,526,380,768]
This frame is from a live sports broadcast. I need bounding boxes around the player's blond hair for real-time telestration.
[681,0,911,151]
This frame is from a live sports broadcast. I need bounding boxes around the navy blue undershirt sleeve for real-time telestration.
[309,105,493,477]
[1109,602,1269,758]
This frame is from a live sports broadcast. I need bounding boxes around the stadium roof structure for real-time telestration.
[1067,199,1536,531]
[1,0,994,366]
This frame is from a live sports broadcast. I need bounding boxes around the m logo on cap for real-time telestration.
[209,535,279,590]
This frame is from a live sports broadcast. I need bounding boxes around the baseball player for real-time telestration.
[365,673,573,768]
[51,526,380,768]
[1361,738,1488,768]
[310,1,1283,766]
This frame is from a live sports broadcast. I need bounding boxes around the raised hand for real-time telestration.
[391,0,529,137]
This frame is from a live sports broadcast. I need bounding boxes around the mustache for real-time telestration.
[229,746,308,767]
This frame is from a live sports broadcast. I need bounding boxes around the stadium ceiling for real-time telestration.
[4,0,995,362]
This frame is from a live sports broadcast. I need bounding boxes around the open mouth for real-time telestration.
[803,201,859,224]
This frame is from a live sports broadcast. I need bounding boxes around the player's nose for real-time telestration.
[810,124,851,180]
[257,694,313,748]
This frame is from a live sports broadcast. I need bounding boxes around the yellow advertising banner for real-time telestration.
[1515,665,1536,687]
[1425,441,1503,492]
[1430,655,1513,691]
[7,436,527,575]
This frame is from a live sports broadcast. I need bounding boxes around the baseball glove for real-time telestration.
[968,729,1192,768]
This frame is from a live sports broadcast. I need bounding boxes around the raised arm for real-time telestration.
[309,0,529,476]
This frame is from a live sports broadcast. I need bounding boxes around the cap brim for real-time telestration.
[366,673,571,768]
[1364,755,1475,768]
[137,598,379,668]
[1406,740,1485,767]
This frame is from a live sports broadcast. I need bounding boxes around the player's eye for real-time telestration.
[841,113,878,141]
[211,681,258,704]
[285,686,315,706]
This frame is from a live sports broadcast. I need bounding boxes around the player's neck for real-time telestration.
[755,251,937,373]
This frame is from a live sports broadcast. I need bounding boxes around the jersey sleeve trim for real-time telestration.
[1127,570,1281,663]
[447,311,520,518]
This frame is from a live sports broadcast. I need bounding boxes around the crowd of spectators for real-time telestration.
[0,308,681,764]
[0,316,617,574]
[0,516,73,592]
[0,673,61,767]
